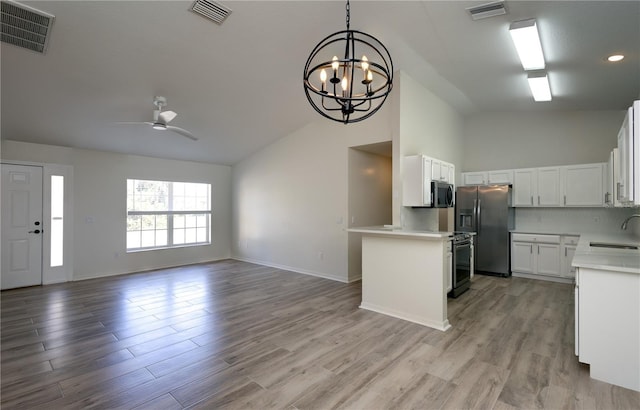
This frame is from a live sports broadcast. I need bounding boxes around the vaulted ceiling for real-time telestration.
[2,1,639,164]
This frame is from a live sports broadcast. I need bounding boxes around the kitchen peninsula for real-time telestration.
[348,226,454,331]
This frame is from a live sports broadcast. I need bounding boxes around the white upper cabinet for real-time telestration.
[513,168,537,206]
[403,154,455,206]
[617,106,633,204]
[616,101,639,206]
[462,170,513,186]
[465,162,608,207]
[513,166,562,207]
[488,170,514,185]
[402,155,432,207]
[537,167,562,207]
[432,159,454,184]
[462,172,487,185]
[605,149,617,206]
[563,163,604,207]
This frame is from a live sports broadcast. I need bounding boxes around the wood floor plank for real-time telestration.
[2,259,639,409]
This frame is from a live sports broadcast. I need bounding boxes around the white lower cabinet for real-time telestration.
[576,266,640,391]
[511,233,561,279]
[561,235,580,278]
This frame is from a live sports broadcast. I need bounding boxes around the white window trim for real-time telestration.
[126,179,211,252]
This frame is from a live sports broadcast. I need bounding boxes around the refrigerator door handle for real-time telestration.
[472,199,477,231]
[476,199,481,234]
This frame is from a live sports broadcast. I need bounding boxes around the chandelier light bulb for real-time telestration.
[341,76,348,91]
[361,55,369,71]
[320,69,327,83]
[332,56,339,71]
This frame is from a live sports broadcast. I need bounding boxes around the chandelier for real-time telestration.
[303,0,393,124]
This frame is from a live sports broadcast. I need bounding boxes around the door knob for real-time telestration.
[28,229,41,234]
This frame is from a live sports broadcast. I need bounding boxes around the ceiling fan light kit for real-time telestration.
[303,0,393,124]
[116,96,198,140]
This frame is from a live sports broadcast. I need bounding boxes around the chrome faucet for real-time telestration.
[621,214,640,230]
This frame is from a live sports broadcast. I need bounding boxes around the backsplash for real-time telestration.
[401,205,640,237]
[515,207,640,236]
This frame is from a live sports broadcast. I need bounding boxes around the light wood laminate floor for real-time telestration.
[1,260,639,409]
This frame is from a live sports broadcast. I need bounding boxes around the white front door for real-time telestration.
[1,164,43,289]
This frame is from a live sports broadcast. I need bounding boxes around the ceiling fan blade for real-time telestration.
[114,121,154,125]
[159,110,177,124]
[167,126,198,141]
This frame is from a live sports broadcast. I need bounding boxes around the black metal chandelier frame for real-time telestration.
[303,0,393,124]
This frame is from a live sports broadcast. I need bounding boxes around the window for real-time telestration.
[126,179,211,251]
[50,175,64,266]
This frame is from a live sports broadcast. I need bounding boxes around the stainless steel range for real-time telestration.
[448,232,473,298]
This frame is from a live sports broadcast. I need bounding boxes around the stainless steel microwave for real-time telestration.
[431,181,454,207]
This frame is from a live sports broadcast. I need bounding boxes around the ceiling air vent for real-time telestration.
[191,0,231,25]
[1,0,54,53]
[466,1,507,21]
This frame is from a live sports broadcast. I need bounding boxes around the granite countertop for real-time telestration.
[572,233,640,274]
[347,226,455,239]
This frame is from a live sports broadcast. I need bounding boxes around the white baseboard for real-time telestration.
[512,272,574,284]
[359,302,451,332]
[231,256,349,283]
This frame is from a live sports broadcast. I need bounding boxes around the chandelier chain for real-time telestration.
[345,0,350,30]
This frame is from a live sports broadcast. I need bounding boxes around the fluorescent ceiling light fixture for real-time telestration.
[607,54,624,62]
[509,19,545,70]
[527,72,552,102]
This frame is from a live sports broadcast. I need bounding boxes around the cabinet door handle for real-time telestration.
[564,195,566,205]
[538,195,541,205]
[531,196,533,205]
[565,248,567,257]
[530,245,533,254]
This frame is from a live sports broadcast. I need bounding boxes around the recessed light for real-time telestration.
[607,54,624,62]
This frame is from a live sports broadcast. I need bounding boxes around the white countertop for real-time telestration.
[511,229,581,237]
[572,233,640,274]
[347,226,454,240]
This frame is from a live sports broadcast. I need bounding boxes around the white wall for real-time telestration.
[462,110,624,171]
[347,148,393,281]
[1,140,232,280]
[395,71,465,230]
[232,104,392,282]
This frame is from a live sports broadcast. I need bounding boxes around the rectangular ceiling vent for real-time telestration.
[191,0,231,25]
[1,0,54,53]
[466,1,507,21]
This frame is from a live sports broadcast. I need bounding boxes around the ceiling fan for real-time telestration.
[118,96,198,141]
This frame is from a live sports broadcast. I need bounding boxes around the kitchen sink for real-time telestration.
[589,242,639,250]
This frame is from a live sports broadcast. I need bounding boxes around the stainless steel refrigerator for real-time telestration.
[455,185,514,277]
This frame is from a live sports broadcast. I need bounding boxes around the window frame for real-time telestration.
[126,179,211,252]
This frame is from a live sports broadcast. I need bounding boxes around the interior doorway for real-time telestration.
[1,164,43,289]
[347,141,393,282]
